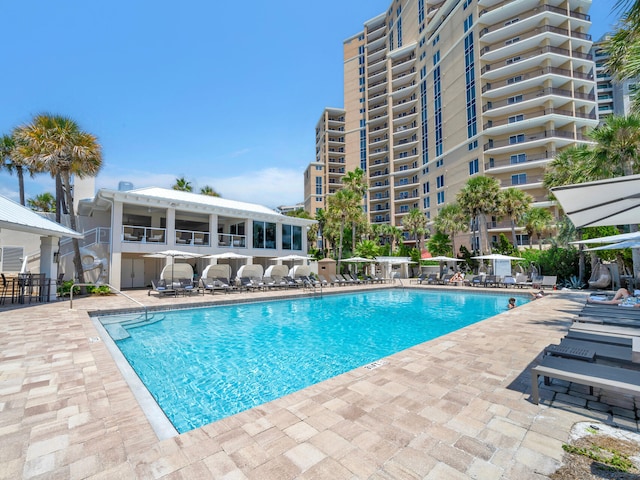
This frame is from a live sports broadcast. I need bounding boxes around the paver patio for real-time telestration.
[1,284,638,479]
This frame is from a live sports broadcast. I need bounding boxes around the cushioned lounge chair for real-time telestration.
[411,273,427,284]
[501,275,517,288]
[531,355,640,405]
[546,338,633,364]
[149,279,176,297]
[483,275,499,287]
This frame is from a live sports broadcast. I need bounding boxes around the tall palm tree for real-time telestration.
[172,177,193,192]
[521,207,553,249]
[27,192,56,212]
[327,188,360,272]
[589,115,640,177]
[401,208,428,252]
[14,114,102,284]
[385,224,404,254]
[314,208,327,256]
[0,134,37,206]
[341,168,367,251]
[433,203,469,257]
[499,188,533,249]
[457,176,502,254]
[200,185,220,197]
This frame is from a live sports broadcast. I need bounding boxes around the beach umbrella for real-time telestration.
[423,256,463,276]
[343,256,376,274]
[204,252,253,260]
[144,249,202,284]
[270,254,313,262]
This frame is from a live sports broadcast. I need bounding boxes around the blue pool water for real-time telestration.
[104,289,528,433]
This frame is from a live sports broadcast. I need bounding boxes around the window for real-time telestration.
[423,197,430,208]
[509,134,525,144]
[510,153,526,164]
[516,234,529,246]
[464,14,473,32]
[315,177,322,195]
[423,181,430,194]
[508,114,524,123]
[433,51,440,65]
[469,158,479,175]
[507,75,522,84]
[437,191,445,204]
[253,221,276,249]
[432,34,439,46]
[468,140,478,150]
[508,95,523,104]
[282,225,302,250]
[505,37,520,45]
[436,158,443,167]
[511,173,527,185]
[436,174,444,189]
[506,56,521,65]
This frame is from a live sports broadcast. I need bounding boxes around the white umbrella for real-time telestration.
[585,240,640,251]
[204,252,252,260]
[342,256,376,262]
[144,249,202,284]
[270,254,312,262]
[471,254,522,260]
[424,256,463,276]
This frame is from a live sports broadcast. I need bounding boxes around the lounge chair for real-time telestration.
[328,273,347,286]
[238,277,261,291]
[317,274,332,286]
[283,276,302,288]
[438,274,453,285]
[148,279,176,297]
[501,275,516,288]
[565,330,634,347]
[545,338,633,364]
[531,355,640,405]
[483,275,499,287]
[470,276,484,287]
[540,276,557,289]
[570,322,640,337]
[176,278,196,295]
[411,273,427,284]
[514,273,530,288]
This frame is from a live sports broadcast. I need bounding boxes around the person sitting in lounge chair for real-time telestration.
[449,272,464,284]
[587,286,640,307]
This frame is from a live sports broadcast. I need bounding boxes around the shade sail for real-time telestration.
[425,256,464,262]
[585,240,640,251]
[572,231,640,245]
[551,174,640,228]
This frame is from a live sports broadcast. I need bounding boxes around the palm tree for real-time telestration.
[14,114,102,285]
[200,185,220,197]
[172,177,193,192]
[589,115,640,177]
[385,224,404,254]
[605,1,640,112]
[521,207,553,249]
[499,188,533,249]
[314,208,327,256]
[0,134,37,206]
[457,176,502,254]
[433,203,469,257]
[342,168,367,251]
[327,188,360,272]
[27,192,56,212]
[401,208,428,252]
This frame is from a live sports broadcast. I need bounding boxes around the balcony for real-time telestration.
[484,151,556,172]
[483,108,597,131]
[217,234,246,248]
[176,230,211,247]
[484,130,588,152]
[482,87,596,113]
[481,46,593,79]
[482,66,593,95]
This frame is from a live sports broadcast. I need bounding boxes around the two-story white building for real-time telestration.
[71,185,316,290]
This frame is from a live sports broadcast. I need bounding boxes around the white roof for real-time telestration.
[85,187,316,225]
[0,195,82,238]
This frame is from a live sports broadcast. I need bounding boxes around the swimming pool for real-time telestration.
[99,289,528,433]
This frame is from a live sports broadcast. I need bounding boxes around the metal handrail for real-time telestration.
[70,283,148,320]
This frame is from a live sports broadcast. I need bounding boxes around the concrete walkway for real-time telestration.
[1,284,638,479]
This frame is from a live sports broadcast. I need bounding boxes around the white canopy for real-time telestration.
[551,174,640,228]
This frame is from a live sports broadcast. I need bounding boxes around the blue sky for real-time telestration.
[0,1,622,209]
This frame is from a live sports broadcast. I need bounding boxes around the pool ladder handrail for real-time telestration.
[69,282,148,320]
[304,279,322,297]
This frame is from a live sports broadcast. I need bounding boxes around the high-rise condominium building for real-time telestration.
[592,35,638,120]
[305,0,598,248]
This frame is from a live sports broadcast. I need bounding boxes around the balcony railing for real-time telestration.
[175,229,211,246]
[217,234,246,248]
[483,108,596,129]
[483,130,586,150]
[485,151,556,170]
[481,46,592,75]
[483,87,595,112]
[479,1,590,23]
[122,225,166,243]
[482,67,593,93]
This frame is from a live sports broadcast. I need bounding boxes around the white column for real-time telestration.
[40,236,57,301]
[210,213,217,248]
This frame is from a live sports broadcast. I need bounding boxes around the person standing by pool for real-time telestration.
[507,297,516,309]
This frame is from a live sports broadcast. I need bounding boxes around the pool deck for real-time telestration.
[1,283,639,479]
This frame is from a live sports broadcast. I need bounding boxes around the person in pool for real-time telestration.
[507,297,516,309]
